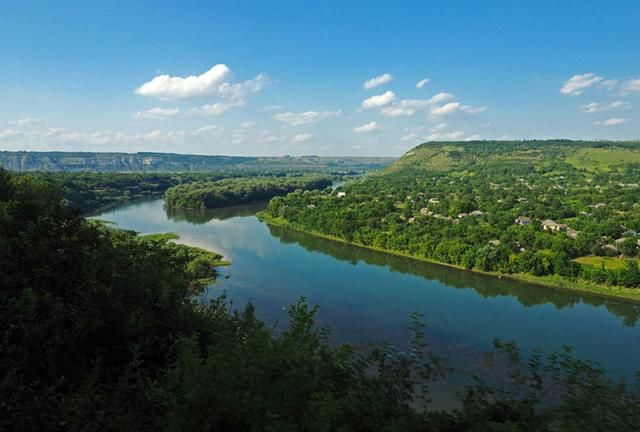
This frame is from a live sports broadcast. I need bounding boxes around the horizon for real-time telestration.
[1,1,639,156]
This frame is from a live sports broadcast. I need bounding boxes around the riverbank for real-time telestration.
[257,212,640,303]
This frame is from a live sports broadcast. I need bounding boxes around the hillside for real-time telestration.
[261,140,640,299]
[384,140,640,175]
[0,151,394,173]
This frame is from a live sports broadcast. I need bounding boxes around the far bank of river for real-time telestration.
[257,213,640,303]
[95,198,640,382]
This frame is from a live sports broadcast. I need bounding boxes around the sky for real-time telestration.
[0,0,639,157]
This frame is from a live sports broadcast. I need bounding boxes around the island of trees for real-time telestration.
[163,174,333,209]
[260,140,640,299]
[2,167,638,430]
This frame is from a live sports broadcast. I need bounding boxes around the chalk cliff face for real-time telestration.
[0,151,394,173]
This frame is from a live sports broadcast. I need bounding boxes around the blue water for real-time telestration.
[97,198,640,380]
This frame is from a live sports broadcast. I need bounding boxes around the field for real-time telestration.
[565,148,640,172]
[574,256,639,271]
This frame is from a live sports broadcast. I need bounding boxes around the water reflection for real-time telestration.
[266,224,640,327]
[164,201,268,224]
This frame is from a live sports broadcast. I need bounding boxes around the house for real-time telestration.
[469,210,484,217]
[488,239,501,247]
[337,192,346,198]
[419,207,432,216]
[566,228,580,239]
[541,219,567,233]
[428,198,439,204]
[457,213,468,218]
[515,216,532,225]
[408,217,416,224]
[306,204,316,209]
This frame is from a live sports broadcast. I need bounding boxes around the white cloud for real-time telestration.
[401,133,417,141]
[194,125,220,134]
[353,121,379,133]
[0,129,20,139]
[291,133,313,143]
[579,100,631,113]
[560,73,603,96]
[427,130,466,140]
[416,78,431,89]
[363,73,393,89]
[595,118,628,127]
[133,107,180,120]
[622,79,640,93]
[362,91,396,109]
[273,110,340,126]
[192,100,245,116]
[241,121,257,128]
[430,102,486,117]
[135,64,269,101]
[8,118,43,127]
[427,92,455,105]
[379,93,457,117]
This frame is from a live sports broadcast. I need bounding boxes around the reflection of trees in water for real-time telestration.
[164,201,268,224]
[267,224,640,326]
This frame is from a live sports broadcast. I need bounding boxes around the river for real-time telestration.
[96,198,640,381]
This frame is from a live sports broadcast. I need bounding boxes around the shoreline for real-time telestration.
[257,212,640,303]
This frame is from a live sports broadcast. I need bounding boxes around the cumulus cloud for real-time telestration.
[0,129,20,139]
[240,121,257,128]
[379,93,456,117]
[622,78,640,93]
[430,102,486,117]
[595,118,628,127]
[427,130,466,140]
[363,73,393,89]
[135,64,269,101]
[273,110,341,126]
[361,91,396,109]
[353,121,379,133]
[191,100,245,116]
[579,100,631,113]
[416,78,431,89]
[560,73,603,96]
[8,118,43,127]
[133,107,180,120]
[291,133,313,143]
[194,125,220,134]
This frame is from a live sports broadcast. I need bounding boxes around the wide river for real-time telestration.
[97,198,640,381]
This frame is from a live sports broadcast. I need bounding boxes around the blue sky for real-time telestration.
[0,0,638,156]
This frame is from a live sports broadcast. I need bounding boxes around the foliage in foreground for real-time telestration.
[1,168,639,431]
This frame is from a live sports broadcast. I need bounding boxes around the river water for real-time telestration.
[96,198,640,381]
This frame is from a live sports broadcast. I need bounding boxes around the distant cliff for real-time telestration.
[0,151,394,173]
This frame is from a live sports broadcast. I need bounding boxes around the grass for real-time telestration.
[565,148,640,172]
[575,255,639,271]
[141,232,180,242]
[257,212,640,303]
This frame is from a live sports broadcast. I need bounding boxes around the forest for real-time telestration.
[164,174,333,209]
[2,169,639,430]
[260,140,640,297]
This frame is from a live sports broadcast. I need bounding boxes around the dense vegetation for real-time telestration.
[0,150,393,173]
[164,174,333,209]
[30,171,329,214]
[3,169,639,430]
[261,140,640,296]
